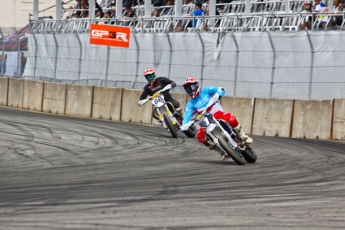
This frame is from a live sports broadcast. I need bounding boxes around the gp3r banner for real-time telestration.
[90,24,130,48]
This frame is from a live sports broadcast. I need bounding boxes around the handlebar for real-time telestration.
[138,84,172,106]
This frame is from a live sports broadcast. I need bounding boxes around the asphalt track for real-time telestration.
[0,107,344,230]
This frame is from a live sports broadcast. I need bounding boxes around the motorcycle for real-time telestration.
[138,85,196,138]
[180,94,257,165]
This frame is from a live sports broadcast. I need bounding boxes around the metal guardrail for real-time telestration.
[28,11,345,35]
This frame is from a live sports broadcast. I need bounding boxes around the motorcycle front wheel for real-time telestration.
[218,135,246,165]
[164,114,178,138]
[183,125,196,138]
[241,146,257,163]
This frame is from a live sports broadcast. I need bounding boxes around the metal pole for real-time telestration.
[116,0,123,18]
[209,0,216,27]
[17,35,21,76]
[175,0,182,17]
[166,32,172,79]
[196,32,205,88]
[245,0,251,15]
[230,32,239,97]
[56,0,62,19]
[105,46,110,86]
[52,33,59,82]
[267,31,276,99]
[305,30,314,100]
[132,32,140,89]
[0,27,4,75]
[32,34,38,79]
[75,33,82,84]
[145,0,152,18]
[33,0,39,20]
[89,0,95,19]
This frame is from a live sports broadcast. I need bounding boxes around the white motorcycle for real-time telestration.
[138,85,196,138]
[181,94,257,165]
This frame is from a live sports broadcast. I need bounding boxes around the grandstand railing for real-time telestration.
[29,10,345,35]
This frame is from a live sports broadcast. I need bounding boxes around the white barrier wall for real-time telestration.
[0,77,8,106]
[252,98,293,138]
[220,97,254,134]
[332,99,345,140]
[8,78,24,108]
[92,86,122,121]
[121,89,152,124]
[292,100,333,139]
[65,84,93,118]
[1,78,345,141]
[42,82,67,114]
[23,80,44,111]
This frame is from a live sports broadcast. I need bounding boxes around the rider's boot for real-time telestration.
[175,106,184,118]
[208,145,227,160]
[233,124,253,144]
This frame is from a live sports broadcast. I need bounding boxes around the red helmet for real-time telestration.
[183,77,200,98]
[144,68,156,84]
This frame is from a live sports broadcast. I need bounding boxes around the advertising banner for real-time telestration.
[90,24,130,48]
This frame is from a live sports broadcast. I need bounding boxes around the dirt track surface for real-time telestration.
[0,107,344,230]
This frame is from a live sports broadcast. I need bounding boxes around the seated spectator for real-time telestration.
[109,6,116,18]
[96,9,104,19]
[161,0,174,16]
[182,0,195,15]
[300,0,327,30]
[187,2,204,28]
[323,0,344,29]
[67,0,82,19]
[80,0,89,18]
[124,6,136,18]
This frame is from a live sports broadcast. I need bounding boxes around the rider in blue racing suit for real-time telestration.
[182,77,253,159]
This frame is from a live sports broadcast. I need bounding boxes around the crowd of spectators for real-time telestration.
[62,0,345,31]
[300,0,344,30]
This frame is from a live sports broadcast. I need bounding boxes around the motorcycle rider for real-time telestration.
[181,77,253,159]
[139,67,182,122]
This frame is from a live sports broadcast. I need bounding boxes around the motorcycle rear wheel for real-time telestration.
[164,114,178,138]
[218,135,246,165]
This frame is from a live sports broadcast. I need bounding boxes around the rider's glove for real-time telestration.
[196,113,204,120]
[165,84,172,90]
[213,93,220,101]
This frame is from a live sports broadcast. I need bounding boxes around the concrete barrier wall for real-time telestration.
[92,86,122,121]
[221,97,254,134]
[252,98,293,138]
[8,78,24,108]
[65,84,93,118]
[1,77,344,141]
[42,82,67,114]
[23,80,44,111]
[0,77,8,106]
[121,89,152,124]
[332,99,345,140]
[292,100,333,139]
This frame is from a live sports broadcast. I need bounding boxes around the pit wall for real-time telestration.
[0,77,344,141]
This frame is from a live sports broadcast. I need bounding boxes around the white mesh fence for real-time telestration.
[22,30,345,100]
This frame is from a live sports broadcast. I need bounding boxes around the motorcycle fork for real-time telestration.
[164,104,177,125]
[155,108,167,128]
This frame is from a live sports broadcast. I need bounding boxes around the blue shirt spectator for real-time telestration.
[189,2,204,27]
